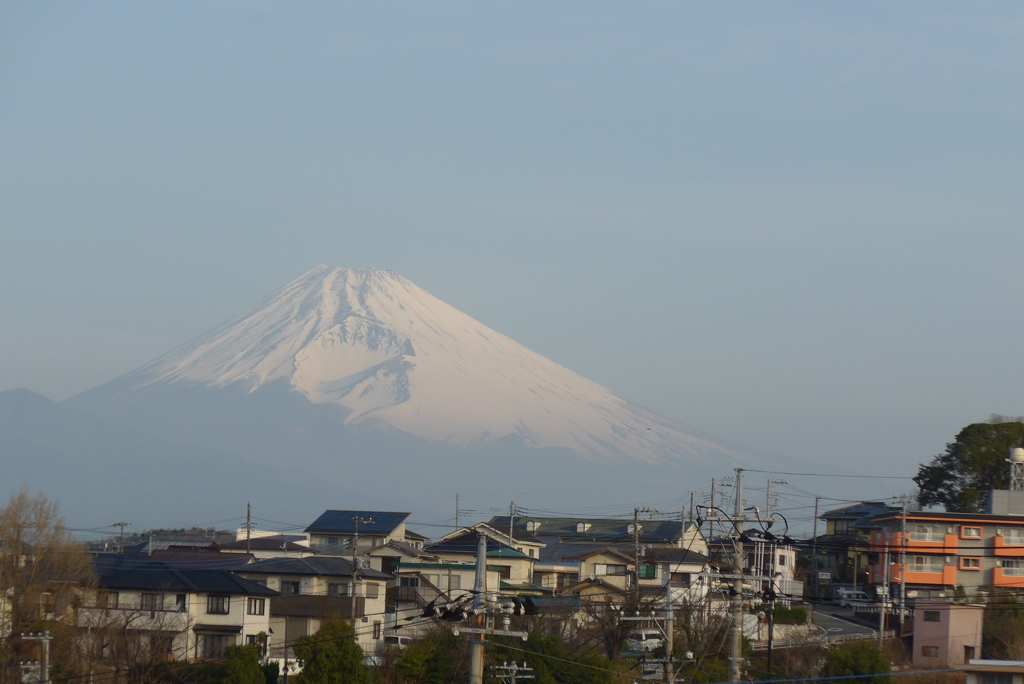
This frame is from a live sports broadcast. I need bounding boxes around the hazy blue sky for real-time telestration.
[3,2,1023,480]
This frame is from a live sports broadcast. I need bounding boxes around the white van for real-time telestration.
[833,587,871,607]
[627,629,664,653]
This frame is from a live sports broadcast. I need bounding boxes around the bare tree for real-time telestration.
[0,490,94,684]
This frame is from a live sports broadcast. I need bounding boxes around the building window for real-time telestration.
[281,581,301,596]
[910,524,943,542]
[638,564,657,580]
[923,611,940,623]
[980,674,1014,684]
[576,522,591,533]
[921,646,939,657]
[834,520,850,534]
[201,634,229,659]
[97,592,118,610]
[247,598,265,615]
[964,645,976,662]
[399,576,419,588]
[365,583,379,599]
[328,582,348,596]
[778,555,787,567]
[1002,559,1024,577]
[1004,528,1024,546]
[526,521,538,532]
[488,565,512,580]
[528,548,535,557]
[670,572,691,587]
[449,574,461,590]
[910,555,944,574]
[373,621,382,639]
[141,593,164,612]
[959,557,981,571]
[207,595,230,614]
[961,527,982,539]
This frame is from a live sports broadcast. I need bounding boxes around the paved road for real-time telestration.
[813,609,878,638]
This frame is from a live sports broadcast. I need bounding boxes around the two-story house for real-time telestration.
[231,556,391,661]
[81,564,277,664]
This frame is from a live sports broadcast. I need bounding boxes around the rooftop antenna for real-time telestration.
[1009,448,1024,491]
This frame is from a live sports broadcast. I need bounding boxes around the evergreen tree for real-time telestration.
[294,619,376,684]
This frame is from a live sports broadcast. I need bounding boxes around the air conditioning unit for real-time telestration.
[947,526,956,534]
[997,528,1003,536]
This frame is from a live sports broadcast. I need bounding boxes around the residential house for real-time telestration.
[488,515,707,554]
[80,564,277,663]
[964,660,1024,684]
[304,510,412,552]
[231,556,391,660]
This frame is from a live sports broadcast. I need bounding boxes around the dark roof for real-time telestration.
[98,563,277,596]
[220,538,308,552]
[305,511,410,536]
[488,516,685,544]
[237,556,391,580]
[404,530,430,541]
[820,502,899,528]
[426,531,530,559]
[94,550,255,575]
[538,542,618,563]
[642,547,710,564]
[372,541,432,559]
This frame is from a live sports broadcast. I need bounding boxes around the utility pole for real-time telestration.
[812,497,820,598]
[729,468,744,684]
[663,585,674,684]
[246,502,252,555]
[898,496,907,634]
[468,533,488,684]
[709,479,716,543]
[688,492,694,526]
[508,501,516,548]
[114,522,130,554]
[455,493,460,530]
[22,632,51,684]
[878,540,889,647]
[350,516,373,619]
[633,507,642,603]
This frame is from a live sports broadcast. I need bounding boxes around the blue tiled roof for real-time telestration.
[305,511,410,536]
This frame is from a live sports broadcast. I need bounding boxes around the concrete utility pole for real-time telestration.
[468,533,488,684]
[878,541,889,647]
[729,468,744,684]
[898,497,907,634]
[21,632,51,684]
[663,585,675,684]
[351,516,373,619]
[633,507,641,603]
[114,522,130,554]
[246,502,252,555]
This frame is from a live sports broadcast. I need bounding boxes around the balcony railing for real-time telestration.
[909,564,944,574]
[1002,566,1024,577]
[909,533,944,543]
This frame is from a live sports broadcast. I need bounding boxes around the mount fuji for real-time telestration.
[59,266,798,523]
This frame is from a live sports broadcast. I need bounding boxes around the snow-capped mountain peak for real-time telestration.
[78,265,770,467]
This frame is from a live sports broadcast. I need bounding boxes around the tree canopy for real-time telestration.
[294,618,377,684]
[914,420,1024,513]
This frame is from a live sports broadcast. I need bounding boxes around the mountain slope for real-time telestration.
[70,265,776,469]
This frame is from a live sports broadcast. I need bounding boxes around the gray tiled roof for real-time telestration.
[238,556,392,580]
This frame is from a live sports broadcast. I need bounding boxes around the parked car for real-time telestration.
[627,629,664,653]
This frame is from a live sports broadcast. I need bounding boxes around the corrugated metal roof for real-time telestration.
[305,510,410,536]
